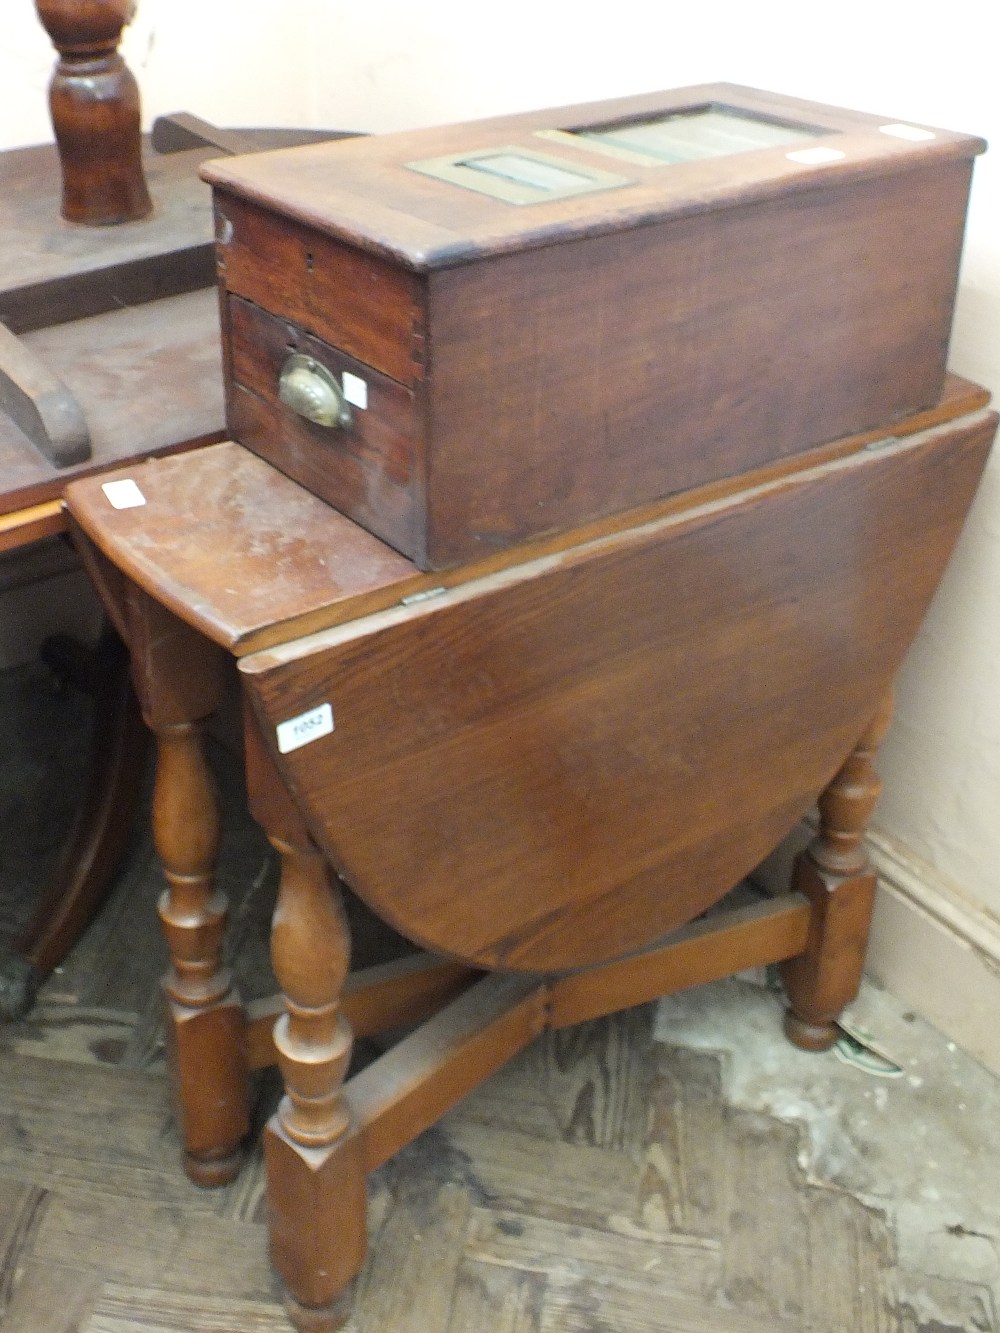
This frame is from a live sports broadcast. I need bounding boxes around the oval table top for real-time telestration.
[239,406,995,971]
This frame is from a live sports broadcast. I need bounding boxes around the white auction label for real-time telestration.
[101,478,146,509]
[786,147,846,165]
[276,703,335,754]
[879,123,935,142]
[342,372,368,410]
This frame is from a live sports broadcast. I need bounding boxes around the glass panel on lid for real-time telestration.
[461,152,595,192]
[577,107,826,164]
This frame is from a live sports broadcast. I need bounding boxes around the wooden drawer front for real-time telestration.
[215,191,425,386]
[226,295,421,558]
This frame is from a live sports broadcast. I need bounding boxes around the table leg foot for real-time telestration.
[164,986,250,1186]
[282,1286,354,1333]
[783,1009,838,1052]
[780,693,893,1051]
[265,1118,367,1326]
[183,1144,245,1188]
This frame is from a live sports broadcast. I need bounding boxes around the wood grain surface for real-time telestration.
[0,289,226,515]
[0,142,215,334]
[420,158,971,565]
[201,83,985,268]
[63,376,991,652]
[65,442,423,654]
[241,410,995,971]
[226,293,421,557]
[207,85,984,567]
[2,999,946,1333]
[216,194,424,386]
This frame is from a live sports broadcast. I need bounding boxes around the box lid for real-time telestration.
[201,83,986,271]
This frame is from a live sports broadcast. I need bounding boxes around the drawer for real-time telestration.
[225,294,422,556]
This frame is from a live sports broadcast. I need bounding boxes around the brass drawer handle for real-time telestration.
[278,354,352,429]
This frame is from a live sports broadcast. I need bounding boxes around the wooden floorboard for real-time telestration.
[0,1012,951,1333]
[83,1287,294,1333]
[3,1260,102,1333]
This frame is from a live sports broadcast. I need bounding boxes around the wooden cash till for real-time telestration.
[65,85,995,1331]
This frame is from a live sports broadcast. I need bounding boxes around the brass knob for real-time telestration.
[278,354,352,429]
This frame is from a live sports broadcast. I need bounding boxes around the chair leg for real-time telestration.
[781,692,893,1051]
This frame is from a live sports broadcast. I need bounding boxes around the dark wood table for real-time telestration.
[64,377,996,1331]
[0,134,225,1017]
[0,125,347,1016]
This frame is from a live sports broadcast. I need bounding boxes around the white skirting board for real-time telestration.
[753,822,1000,1080]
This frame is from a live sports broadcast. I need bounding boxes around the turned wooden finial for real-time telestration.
[35,0,153,225]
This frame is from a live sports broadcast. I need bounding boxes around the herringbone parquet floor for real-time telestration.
[0,662,995,1333]
[1,1009,910,1333]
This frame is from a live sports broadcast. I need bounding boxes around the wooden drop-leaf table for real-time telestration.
[65,377,996,1331]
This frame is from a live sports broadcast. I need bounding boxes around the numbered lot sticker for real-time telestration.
[276,703,335,754]
[879,123,935,141]
[342,372,368,410]
[786,146,846,165]
[102,478,146,509]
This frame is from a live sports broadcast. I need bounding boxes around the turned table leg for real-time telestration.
[152,717,250,1184]
[781,692,894,1051]
[245,709,367,1333]
[125,590,250,1184]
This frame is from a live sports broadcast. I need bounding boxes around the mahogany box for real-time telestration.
[202,84,985,569]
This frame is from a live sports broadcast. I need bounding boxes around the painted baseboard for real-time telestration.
[753,822,1000,1079]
